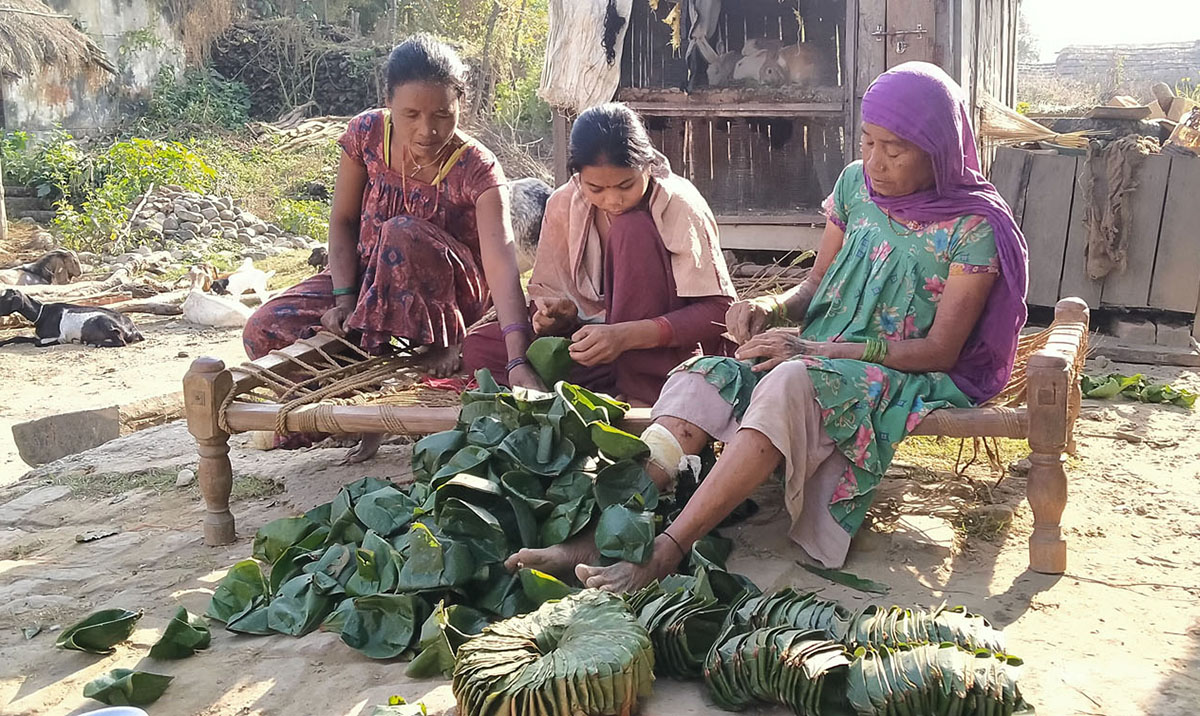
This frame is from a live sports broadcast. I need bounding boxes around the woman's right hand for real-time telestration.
[532,297,579,336]
[725,296,780,345]
[320,297,355,336]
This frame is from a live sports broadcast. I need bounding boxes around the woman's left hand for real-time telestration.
[735,329,840,372]
[508,363,548,392]
[569,323,630,367]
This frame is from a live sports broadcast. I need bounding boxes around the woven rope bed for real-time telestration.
[184,296,1089,576]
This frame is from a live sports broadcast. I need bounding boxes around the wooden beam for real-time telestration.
[551,109,569,187]
[623,101,845,118]
[718,223,825,252]
[224,402,1027,440]
[714,212,826,226]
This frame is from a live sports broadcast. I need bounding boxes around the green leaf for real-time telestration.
[594,504,656,564]
[589,422,650,461]
[326,487,367,546]
[431,445,492,484]
[206,560,268,624]
[497,424,576,476]
[413,430,467,482]
[269,545,318,594]
[526,336,576,385]
[540,495,592,547]
[406,601,490,679]
[267,572,340,636]
[148,607,211,659]
[346,531,405,597]
[594,460,659,511]
[320,597,355,635]
[546,470,593,505]
[519,568,575,606]
[252,516,321,564]
[341,593,427,659]
[436,498,508,565]
[557,382,630,423]
[798,562,891,594]
[303,543,356,586]
[83,668,174,706]
[56,608,143,655]
[354,485,420,537]
[396,522,478,591]
[466,415,509,448]
[225,605,273,635]
[500,470,555,518]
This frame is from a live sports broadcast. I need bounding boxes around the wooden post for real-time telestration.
[1024,298,1088,574]
[552,108,569,187]
[0,153,8,245]
[184,357,236,546]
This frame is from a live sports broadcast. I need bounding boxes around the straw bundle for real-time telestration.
[0,0,114,79]
[978,93,1090,149]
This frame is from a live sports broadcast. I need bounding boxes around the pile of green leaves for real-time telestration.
[452,590,655,716]
[1082,373,1196,409]
[206,360,677,668]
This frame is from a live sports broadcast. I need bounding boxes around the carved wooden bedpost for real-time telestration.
[184,357,236,546]
[1025,298,1089,574]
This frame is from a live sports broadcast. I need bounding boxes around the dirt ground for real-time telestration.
[0,314,1198,715]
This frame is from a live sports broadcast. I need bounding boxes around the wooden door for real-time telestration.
[884,0,936,67]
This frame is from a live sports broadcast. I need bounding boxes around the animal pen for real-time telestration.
[546,0,1021,251]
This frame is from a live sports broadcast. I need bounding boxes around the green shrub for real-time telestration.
[274,198,330,243]
[54,139,216,254]
[143,66,251,133]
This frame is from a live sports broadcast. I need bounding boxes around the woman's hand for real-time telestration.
[725,296,780,344]
[320,296,356,336]
[532,297,579,336]
[569,323,630,367]
[734,329,842,372]
[508,363,548,391]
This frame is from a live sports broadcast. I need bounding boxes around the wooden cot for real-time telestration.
[183,298,1089,575]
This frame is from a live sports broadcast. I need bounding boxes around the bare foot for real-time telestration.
[575,536,683,593]
[341,433,384,464]
[504,530,600,582]
[422,343,462,378]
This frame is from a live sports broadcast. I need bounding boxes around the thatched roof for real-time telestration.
[0,0,116,80]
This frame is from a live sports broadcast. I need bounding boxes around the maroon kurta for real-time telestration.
[243,109,506,358]
[462,208,731,405]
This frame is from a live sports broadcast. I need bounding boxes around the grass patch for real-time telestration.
[48,468,282,502]
[259,250,316,291]
[894,436,1028,477]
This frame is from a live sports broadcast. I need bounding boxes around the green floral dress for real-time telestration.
[681,161,1000,538]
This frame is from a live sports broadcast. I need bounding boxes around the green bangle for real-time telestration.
[331,286,357,297]
[863,338,888,364]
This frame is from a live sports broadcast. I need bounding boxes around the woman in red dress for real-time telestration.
[243,35,541,460]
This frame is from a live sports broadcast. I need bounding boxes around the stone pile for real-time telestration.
[98,185,323,271]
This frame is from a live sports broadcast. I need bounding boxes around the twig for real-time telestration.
[1061,677,1103,709]
[1065,573,1200,591]
[0,6,73,19]
[118,182,154,252]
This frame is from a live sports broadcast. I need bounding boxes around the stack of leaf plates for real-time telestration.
[452,590,654,716]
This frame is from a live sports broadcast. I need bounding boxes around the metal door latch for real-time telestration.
[871,24,928,54]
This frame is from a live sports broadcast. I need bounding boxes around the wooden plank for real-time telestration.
[1149,157,1200,313]
[622,101,845,117]
[843,0,860,156]
[856,0,888,92]
[1059,156,1102,308]
[225,403,1028,439]
[1089,344,1200,369]
[988,147,1027,213]
[717,223,825,252]
[1100,154,1171,308]
[714,212,827,225]
[885,0,937,67]
[1021,153,1077,307]
[551,110,569,187]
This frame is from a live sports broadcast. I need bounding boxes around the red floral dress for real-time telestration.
[243,108,507,357]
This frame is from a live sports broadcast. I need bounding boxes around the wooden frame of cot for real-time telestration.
[183,298,1089,575]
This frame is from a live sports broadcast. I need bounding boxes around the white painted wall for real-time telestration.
[2,0,184,134]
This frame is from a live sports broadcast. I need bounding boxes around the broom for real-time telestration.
[978,92,1092,149]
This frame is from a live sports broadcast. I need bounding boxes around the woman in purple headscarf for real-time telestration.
[504,62,1029,591]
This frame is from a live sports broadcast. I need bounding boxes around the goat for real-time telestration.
[509,177,552,272]
[211,258,274,305]
[308,246,329,271]
[0,249,83,286]
[0,289,144,348]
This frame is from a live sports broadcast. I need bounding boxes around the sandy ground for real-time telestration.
[0,316,248,486]
[0,312,1198,715]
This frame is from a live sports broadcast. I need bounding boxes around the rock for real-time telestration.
[217,196,233,211]
[219,209,236,222]
[176,229,197,242]
[153,211,167,223]
[1109,317,1156,345]
[1156,321,1195,349]
[200,207,219,221]
[176,208,204,224]
[220,220,238,231]
[0,486,74,527]
[170,249,185,260]
[29,233,55,251]
[246,250,268,261]
[222,229,238,241]
[175,469,196,488]
[273,236,294,248]
[237,233,256,246]
[163,216,180,231]
[1009,457,1031,476]
[142,221,164,236]
[135,245,152,256]
[78,251,102,264]
[11,408,121,466]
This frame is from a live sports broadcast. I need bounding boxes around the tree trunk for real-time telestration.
[471,0,503,117]
[0,153,8,246]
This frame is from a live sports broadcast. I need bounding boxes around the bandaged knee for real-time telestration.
[641,423,701,495]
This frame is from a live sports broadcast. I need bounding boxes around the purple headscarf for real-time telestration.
[860,61,1029,404]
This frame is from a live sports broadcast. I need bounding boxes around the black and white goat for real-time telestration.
[0,289,144,348]
[0,249,83,286]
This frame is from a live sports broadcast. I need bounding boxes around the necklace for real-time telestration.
[883,209,926,236]
[399,143,445,220]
